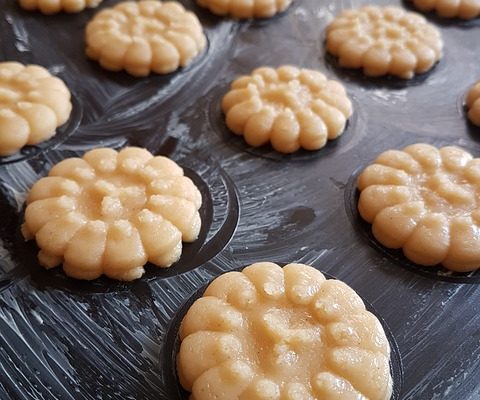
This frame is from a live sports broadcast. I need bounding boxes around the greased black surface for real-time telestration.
[0,0,479,399]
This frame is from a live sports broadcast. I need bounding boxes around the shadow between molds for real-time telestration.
[324,52,445,91]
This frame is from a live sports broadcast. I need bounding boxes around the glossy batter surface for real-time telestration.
[0,62,72,156]
[85,1,206,77]
[358,143,480,272]
[22,147,202,281]
[178,262,392,400]
[326,5,443,79]
[222,66,353,154]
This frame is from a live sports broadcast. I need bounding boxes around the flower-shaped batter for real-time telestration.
[358,143,480,272]
[222,66,353,154]
[326,6,443,79]
[466,81,480,127]
[196,0,293,19]
[412,0,480,20]
[178,262,392,400]
[22,147,202,281]
[85,1,207,77]
[19,0,102,14]
[0,62,72,156]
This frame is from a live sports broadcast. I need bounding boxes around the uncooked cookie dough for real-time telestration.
[326,5,443,79]
[178,262,392,400]
[222,66,353,154]
[19,0,102,14]
[85,1,207,77]
[358,143,480,272]
[0,62,72,157]
[466,81,480,126]
[412,0,480,19]
[22,147,202,281]
[196,0,293,19]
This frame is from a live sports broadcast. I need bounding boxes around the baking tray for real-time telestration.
[0,0,479,399]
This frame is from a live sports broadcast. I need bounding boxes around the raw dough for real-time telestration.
[0,62,72,156]
[85,1,207,77]
[412,0,480,19]
[22,147,202,281]
[222,66,353,154]
[358,143,480,272]
[196,0,293,19]
[466,81,480,126]
[178,262,392,400]
[19,0,102,14]
[326,5,443,79]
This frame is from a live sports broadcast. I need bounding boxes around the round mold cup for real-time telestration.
[401,0,480,28]
[11,155,240,295]
[0,92,83,165]
[323,43,448,91]
[160,267,404,400]
[344,148,480,284]
[456,82,480,134]
[188,0,297,23]
[85,28,211,88]
[207,83,359,162]
[240,0,298,23]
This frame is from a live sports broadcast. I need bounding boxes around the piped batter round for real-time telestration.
[0,62,72,156]
[326,5,443,79]
[22,147,202,281]
[196,0,293,19]
[358,143,480,272]
[85,1,207,77]
[222,66,353,154]
[19,0,102,14]
[412,0,480,20]
[178,262,392,400]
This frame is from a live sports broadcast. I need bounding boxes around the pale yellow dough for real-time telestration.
[0,62,72,157]
[222,66,353,154]
[358,143,480,272]
[412,0,480,19]
[196,0,293,19]
[178,262,392,400]
[466,81,480,127]
[19,0,102,14]
[326,6,443,79]
[85,1,207,77]
[22,147,202,281]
